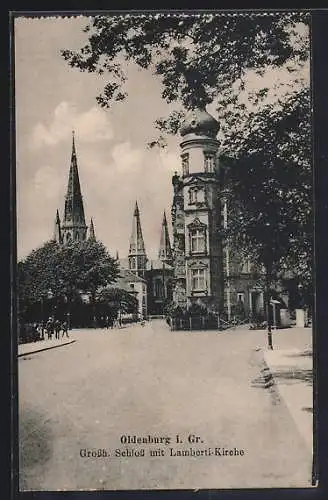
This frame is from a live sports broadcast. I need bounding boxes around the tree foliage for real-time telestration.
[61,12,312,286]
[62,12,309,111]
[97,287,138,314]
[221,86,312,285]
[18,240,120,309]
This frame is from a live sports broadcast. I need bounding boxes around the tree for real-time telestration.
[97,287,138,316]
[222,87,311,275]
[219,86,311,345]
[18,240,120,322]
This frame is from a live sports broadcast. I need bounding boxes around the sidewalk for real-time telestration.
[18,336,76,357]
[262,327,313,453]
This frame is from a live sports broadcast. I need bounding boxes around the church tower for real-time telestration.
[175,108,224,311]
[128,201,147,278]
[61,131,88,244]
[158,211,173,264]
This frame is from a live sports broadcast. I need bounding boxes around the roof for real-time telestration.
[146,259,173,271]
[119,257,173,272]
[117,268,147,283]
[180,108,219,139]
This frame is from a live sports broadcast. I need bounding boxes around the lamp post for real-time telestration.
[262,221,274,351]
[47,289,54,320]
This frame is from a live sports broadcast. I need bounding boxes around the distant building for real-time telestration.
[115,268,147,319]
[119,204,174,317]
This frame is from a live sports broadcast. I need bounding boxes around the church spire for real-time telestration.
[158,211,173,263]
[61,132,87,244]
[88,217,96,241]
[53,209,62,243]
[128,201,147,277]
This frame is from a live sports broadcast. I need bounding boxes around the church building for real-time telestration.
[119,202,174,317]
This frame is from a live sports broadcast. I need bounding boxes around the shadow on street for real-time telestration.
[19,407,54,490]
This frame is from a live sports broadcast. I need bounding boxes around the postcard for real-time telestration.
[13,10,315,491]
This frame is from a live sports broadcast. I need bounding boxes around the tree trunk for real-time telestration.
[265,266,273,350]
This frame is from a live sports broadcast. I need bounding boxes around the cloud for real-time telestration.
[30,101,114,149]
[33,164,64,200]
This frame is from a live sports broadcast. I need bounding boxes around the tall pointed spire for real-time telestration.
[128,201,147,277]
[115,250,119,261]
[158,211,173,263]
[129,201,146,254]
[88,217,96,241]
[61,132,87,244]
[53,209,62,243]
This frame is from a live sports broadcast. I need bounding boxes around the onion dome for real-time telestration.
[180,108,220,138]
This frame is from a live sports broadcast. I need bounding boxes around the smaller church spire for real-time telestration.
[88,217,96,241]
[53,209,62,243]
[115,250,119,261]
[158,210,173,263]
[128,200,147,277]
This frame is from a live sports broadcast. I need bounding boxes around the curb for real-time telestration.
[251,350,275,389]
[18,339,76,357]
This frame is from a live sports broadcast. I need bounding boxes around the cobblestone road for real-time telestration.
[18,320,313,490]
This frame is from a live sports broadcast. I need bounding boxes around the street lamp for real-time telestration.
[262,222,274,351]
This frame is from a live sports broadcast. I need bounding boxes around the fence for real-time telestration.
[169,314,250,331]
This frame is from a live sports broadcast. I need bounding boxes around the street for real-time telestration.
[18,320,312,490]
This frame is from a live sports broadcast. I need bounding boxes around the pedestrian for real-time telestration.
[32,323,39,342]
[36,323,43,340]
[46,317,54,340]
[54,319,61,339]
[61,320,69,338]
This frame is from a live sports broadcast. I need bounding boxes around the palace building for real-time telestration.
[170,108,269,319]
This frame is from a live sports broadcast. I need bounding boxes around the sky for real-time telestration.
[14,15,309,261]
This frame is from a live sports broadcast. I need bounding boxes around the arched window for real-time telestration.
[75,232,80,241]
[66,232,71,243]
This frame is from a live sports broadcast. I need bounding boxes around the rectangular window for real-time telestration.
[191,269,206,291]
[189,189,197,204]
[241,260,251,273]
[189,187,205,205]
[182,153,189,176]
[204,154,215,173]
[154,279,163,298]
[190,229,205,253]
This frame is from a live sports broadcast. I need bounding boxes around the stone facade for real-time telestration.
[171,108,225,313]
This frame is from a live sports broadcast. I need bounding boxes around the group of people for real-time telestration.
[34,317,69,340]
